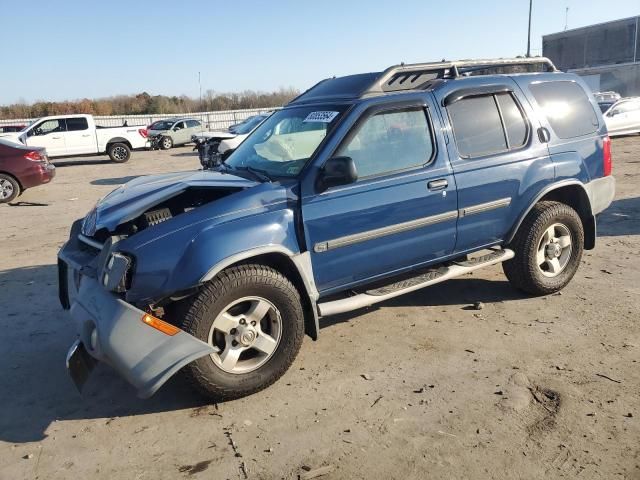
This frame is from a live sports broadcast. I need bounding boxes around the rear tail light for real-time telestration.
[138,128,148,138]
[24,150,45,162]
[603,136,612,176]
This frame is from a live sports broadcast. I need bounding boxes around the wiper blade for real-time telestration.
[237,165,272,183]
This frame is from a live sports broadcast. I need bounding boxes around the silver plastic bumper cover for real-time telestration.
[585,175,616,215]
[64,273,214,398]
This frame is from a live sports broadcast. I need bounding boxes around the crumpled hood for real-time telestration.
[91,170,258,233]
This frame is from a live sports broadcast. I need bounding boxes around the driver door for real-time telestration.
[25,118,67,156]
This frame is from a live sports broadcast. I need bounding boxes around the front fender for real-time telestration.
[126,208,301,304]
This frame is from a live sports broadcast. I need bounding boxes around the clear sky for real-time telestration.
[1,0,638,104]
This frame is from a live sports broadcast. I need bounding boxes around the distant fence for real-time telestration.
[0,107,279,130]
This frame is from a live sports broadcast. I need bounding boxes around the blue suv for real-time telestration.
[58,57,615,400]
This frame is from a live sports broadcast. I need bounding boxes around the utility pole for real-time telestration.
[198,71,202,112]
[526,0,533,57]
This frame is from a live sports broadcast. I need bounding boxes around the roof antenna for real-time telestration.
[564,6,569,31]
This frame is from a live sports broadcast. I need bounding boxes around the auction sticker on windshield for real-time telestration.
[303,111,339,123]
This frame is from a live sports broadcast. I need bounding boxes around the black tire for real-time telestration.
[107,143,131,163]
[179,264,304,401]
[160,136,173,150]
[0,173,20,203]
[503,201,584,295]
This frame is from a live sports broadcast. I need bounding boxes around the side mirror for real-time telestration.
[317,156,357,192]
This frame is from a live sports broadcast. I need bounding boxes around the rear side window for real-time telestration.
[447,92,528,158]
[337,108,434,178]
[186,120,200,128]
[496,93,528,148]
[530,81,598,139]
[66,117,89,131]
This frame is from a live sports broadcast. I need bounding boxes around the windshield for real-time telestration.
[151,120,175,130]
[225,105,346,178]
[234,115,267,135]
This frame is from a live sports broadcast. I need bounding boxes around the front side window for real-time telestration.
[226,106,346,177]
[30,119,66,136]
[530,81,598,139]
[66,117,89,131]
[611,100,640,115]
[336,108,434,178]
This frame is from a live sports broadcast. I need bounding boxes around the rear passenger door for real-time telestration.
[302,98,458,294]
[436,80,554,253]
[64,117,97,155]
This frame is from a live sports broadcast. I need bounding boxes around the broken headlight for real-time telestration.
[101,252,133,293]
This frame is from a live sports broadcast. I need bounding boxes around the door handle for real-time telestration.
[51,136,61,139]
[427,179,448,191]
[81,134,91,137]
[537,127,550,143]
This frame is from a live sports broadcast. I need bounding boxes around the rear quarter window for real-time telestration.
[530,81,598,139]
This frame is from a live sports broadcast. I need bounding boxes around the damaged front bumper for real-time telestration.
[58,230,214,398]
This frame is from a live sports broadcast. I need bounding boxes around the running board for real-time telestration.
[317,249,514,317]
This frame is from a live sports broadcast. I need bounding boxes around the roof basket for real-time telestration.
[364,57,558,96]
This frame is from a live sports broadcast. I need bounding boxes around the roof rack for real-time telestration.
[363,57,558,96]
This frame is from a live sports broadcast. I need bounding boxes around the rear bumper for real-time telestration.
[20,163,56,190]
[58,236,214,398]
[585,175,615,215]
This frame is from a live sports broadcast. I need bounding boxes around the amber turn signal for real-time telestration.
[141,313,180,336]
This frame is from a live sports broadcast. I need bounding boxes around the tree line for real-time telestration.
[0,88,299,120]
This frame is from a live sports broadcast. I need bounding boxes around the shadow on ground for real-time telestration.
[90,176,140,186]
[0,264,209,444]
[597,196,640,237]
[171,151,198,158]
[53,158,113,167]
[321,276,527,329]
[0,262,524,443]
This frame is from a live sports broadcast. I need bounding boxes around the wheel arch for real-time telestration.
[507,181,596,250]
[0,170,23,191]
[201,247,320,340]
[106,137,133,150]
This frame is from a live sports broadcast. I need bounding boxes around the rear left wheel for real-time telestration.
[503,201,584,295]
[107,143,131,163]
[0,174,20,203]
[179,264,304,400]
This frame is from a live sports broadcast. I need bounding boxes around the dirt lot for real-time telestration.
[0,139,638,480]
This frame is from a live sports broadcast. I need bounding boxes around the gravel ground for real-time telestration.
[0,139,638,480]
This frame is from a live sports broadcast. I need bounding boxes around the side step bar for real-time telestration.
[317,249,515,317]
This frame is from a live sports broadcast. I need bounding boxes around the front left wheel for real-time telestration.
[178,264,305,401]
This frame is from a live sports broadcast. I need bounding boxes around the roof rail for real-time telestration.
[363,57,558,96]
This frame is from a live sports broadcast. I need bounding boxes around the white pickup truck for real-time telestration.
[0,114,149,162]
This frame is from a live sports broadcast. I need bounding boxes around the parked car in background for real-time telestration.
[147,118,202,149]
[0,114,149,163]
[0,138,55,203]
[228,114,268,133]
[0,124,27,133]
[193,113,270,168]
[603,97,640,136]
[593,91,621,103]
[58,57,615,401]
[597,101,616,113]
